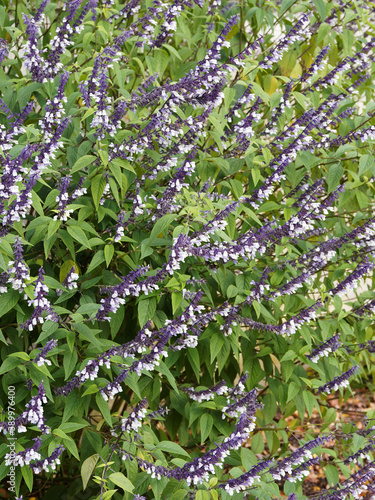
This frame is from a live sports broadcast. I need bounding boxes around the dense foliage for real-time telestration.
[0,0,375,498]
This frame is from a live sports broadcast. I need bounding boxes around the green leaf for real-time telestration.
[96,393,112,426]
[108,472,134,493]
[132,56,146,76]
[223,87,236,112]
[71,155,96,174]
[226,284,238,299]
[313,0,326,20]
[158,361,178,391]
[253,300,261,318]
[124,372,141,399]
[171,490,189,500]
[82,107,95,120]
[44,275,65,290]
[263,393,277,424]
[81,454,99,490]
[262,147,272,166]
[35,321,59,344]
[327,163,343,193]
[200,413,213,444]
[0,290,19,318]
[91,174,107,210]
[208,115,225,136]
[156,441,190,458]
[303,391,318,418]
[210,333,224,363]
[98,149,108,167]
[74,323,103,350]
[47,218,61,239]
[280,48,297,77]
[59,422,89,433]
[21,465,33,492]
[53,428,70,439]
[87,250,106,273]
[164,43,182,60]
[172,291,182,314]
[287,381,300,402]
[138,296,157,328]
[62,390,83,423]
[60,230,76,260]
[64,349,78,380]
[358,154,374,176]
[75,303,101,316]
[291,91,306,109]
[67,225,91,249]
[44,234,57,259]
[324,407,337,424]
[154,49,170,76]
[149,214,175,243]
[251,82,270,103]
[109,306,125,337]
[0,356,24,375]
[64,435,80,460]
[251,431,264,454]
[104,244,114,267]
[82,384,99,396]
[280,350,296,362]
[187,347,200,382]
[103,491,118,500]
[282,360,294,383]
[31,191,44,216]
[279,0,296,16]
[9,351,30,361]
[325,463,339,486]
[196,491,210,500]
[110,158,135,174]
[353,432,365,453]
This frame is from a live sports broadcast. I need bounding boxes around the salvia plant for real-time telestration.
[0,0,374,498]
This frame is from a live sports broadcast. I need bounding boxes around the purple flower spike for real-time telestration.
[0,382,50,435]
[318,366,359,394]
[183,380,228,402]
[269,435,333,480]
[307,334,342,363]
[34,340,57,367]
[5,436,42,467]
[0,39,9,64]
[112,398,148,435]
[5,238,31,295]
[259,14,310,69]
[344,441,375,465]
[20,267,60,331]
[29,445,64,474]
[54,176,72,222]
[219,460,273,495]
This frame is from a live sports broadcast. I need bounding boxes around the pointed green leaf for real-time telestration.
[0,290,19,318]
[200,413,213,444]
[96,393,112,426]
[91,174,107,210]
[67,225,91,249]
[81,454,99,490]
[71,155,96,174]
[104,244,114,267]
[156,441,190,458]
[108,472,134,493]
